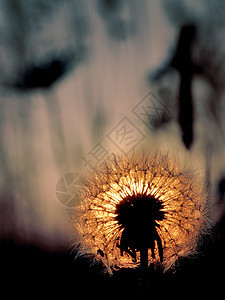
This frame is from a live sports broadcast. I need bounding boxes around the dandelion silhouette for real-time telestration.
[74,153,209,274]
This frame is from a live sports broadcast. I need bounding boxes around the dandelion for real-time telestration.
[73,153,209,274]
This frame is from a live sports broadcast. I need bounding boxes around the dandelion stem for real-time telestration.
[139,248,149,292]
[140,248,148,269]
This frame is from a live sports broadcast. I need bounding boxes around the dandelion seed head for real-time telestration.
[73,153,209,273]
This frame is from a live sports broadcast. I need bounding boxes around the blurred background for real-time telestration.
[1,0,225,296]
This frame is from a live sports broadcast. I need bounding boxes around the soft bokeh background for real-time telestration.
[1,0,225,296]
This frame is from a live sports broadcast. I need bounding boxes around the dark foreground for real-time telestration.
[1,225,225,298]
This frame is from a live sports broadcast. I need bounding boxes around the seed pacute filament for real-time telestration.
[115,193,164,267]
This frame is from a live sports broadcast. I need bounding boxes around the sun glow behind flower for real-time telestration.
[74,153,209,273]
